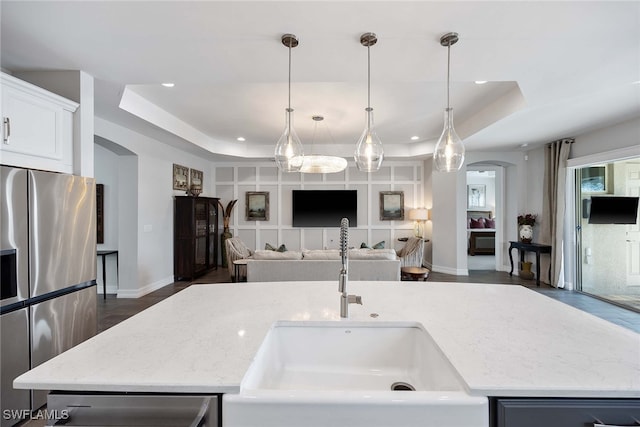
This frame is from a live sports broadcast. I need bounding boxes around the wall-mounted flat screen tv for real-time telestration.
[588,196,639,224]
[292,190,357,227]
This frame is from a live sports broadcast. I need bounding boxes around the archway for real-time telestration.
[94,136,138,298]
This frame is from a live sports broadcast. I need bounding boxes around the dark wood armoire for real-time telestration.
[174,196,219,281]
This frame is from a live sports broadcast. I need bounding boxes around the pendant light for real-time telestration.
[433,32,465,172]
[275,34,304,172]
[354,32,384,172]
[300,116,348,174]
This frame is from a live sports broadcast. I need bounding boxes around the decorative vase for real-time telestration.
[519,261,534,280]
[518,224,533,243]
[220,225,232,268]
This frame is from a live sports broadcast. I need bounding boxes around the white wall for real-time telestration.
[214,162,424,255]
[431,167,468,275]
[95,117,214,298]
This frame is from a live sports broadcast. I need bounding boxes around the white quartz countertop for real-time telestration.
[14,281,640,397]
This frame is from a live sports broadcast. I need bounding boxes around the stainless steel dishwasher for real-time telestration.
[46,393,220,427]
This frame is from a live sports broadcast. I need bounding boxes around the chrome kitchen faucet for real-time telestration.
[339,217,362,318]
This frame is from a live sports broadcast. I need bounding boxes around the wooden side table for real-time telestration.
[401,267,430,281]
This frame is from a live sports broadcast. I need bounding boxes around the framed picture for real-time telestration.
[380,191,404,220]
[246,191,269,221]
[580,164,613,194]
[173,164,189,191]
[467,184,486,209]
[190,168,203,190]
[96,183,104,244]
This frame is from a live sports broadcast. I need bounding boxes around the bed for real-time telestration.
[467,210,495,255]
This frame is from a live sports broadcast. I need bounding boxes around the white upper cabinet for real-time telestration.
[1,72,79,173]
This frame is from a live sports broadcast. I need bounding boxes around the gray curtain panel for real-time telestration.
[541,138,573,287]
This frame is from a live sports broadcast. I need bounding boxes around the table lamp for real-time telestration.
[409,208,429,238]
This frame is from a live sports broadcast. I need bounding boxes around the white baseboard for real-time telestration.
[431,264,469,276]
[97,285,118,295]
[117,275,173,299]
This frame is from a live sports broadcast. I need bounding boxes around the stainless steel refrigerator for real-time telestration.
[1,166,97,427]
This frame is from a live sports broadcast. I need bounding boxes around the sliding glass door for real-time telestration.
[576,159,640,311]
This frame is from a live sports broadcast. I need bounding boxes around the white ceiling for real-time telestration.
[2,1,639,162]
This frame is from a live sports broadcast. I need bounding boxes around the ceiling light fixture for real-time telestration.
[354,32,384,172]
[236,137,246,142]
[411,136,420,141]
[300,115,347,174]
[161,82,175,87]
[433,32,465,173]
[474,80,488,85]
[274,34,304,172]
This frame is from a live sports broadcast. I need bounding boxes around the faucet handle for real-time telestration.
[348,295,363,305]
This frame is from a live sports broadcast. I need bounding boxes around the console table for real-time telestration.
[508,241,551,287]
[97,250,118,299]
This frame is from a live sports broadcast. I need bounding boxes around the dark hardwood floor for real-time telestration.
[97,267,639,334]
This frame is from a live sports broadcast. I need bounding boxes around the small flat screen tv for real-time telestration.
[588,196,639,224]
[292,190,357,227]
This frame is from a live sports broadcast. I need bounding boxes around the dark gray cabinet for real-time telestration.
[491,398,640,427]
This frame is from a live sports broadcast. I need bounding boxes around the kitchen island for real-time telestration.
[13,281,640,425]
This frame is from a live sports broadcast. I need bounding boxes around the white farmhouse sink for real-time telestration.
[223,321,487,427]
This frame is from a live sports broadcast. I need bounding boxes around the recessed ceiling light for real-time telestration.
[236,137,246,142]
[161,83,175,88]
[410,136,420,141]
[474,80,488,85]
[520,143,529,148]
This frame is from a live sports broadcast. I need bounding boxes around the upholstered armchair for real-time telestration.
[225,237,253,281]
[396,237,424,268]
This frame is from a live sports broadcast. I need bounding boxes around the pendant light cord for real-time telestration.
[446,42,451,110]
[288,41,292,111]
[287,39,292,136]
[367,44,371,110]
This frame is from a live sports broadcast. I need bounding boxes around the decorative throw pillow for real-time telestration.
[265,243,287,252]
[469,218,485,229]
[361,241,385,249]
[372,241,385,249]
[484,218,496,228]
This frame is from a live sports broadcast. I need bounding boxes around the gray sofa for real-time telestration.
[246,249,400,282]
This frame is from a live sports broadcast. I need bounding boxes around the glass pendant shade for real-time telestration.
[274,108,304,172]
[354,108,384,172]
[433,108,465,172]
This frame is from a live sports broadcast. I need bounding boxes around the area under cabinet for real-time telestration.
[47,393,220,427]
[1,72,78,173]
[491,397,640,427]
